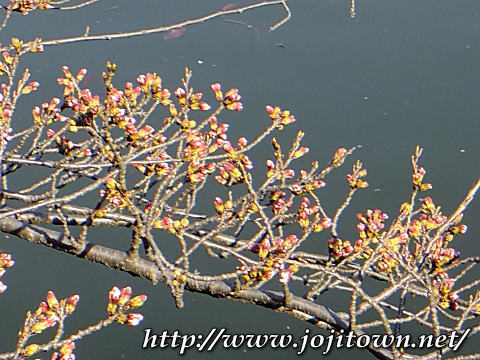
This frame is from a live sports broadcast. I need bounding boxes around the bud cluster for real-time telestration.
[107,286,147,326]
[0,253,14,293]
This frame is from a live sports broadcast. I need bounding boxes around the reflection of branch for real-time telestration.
[224,19,260,42]
[2,0,290,52]
[0,215,395,360]
[56,0,98,11]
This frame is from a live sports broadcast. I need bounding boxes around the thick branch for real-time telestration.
[0,215,397,360]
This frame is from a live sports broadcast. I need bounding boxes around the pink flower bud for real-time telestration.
[108,286,121,304]
[211,83,222,92]
[199,102,211,111]
[46,291,59,310]
[126,313,144,326]
[174,87,186,98]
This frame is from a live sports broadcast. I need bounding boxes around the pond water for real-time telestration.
[0,0,479,359]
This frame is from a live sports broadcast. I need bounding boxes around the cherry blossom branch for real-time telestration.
[0,214,395,360]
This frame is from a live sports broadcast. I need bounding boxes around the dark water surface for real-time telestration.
[0,0,479,359]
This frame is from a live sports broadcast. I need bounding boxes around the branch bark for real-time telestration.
[0,215,396,360]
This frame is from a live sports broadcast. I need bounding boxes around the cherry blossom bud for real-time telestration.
[332,148,347,167]
[108,287,121,305]
[174,87,186,98]
[65,295,80,315]
[76,68,87,82]
[46,291,59,310]
[199,102,211,111]
[237,137,248,148]
[137,74,146,86]
[118,287,132,306]
[23,344,40,357]
[293,147,309,159]
[127,295,148,309]
[211,83,223,101]
[127,313,144,326]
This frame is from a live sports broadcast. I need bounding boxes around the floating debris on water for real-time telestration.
[163,27,186,41]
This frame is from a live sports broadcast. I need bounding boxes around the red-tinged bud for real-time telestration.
[284,235,299,248]
[237,137,248,148]
[46,291,59,310]
[59,352,75,359]
[2,51,12,65]
[211,83,223,101]
[320,217,332,230]
[62,66,72,78]
[111,197,124,206]
[248,242,260,253]
[449,299,459,311]
[205,163,216,172]
[126,313,144,326]
[174,87,186,98]
[82,149,92,157]
[22,81,40,94]
[226,102,243,111]
[279,264,298,283]
[214,197,224,215]
[420,183,433,191]
[266,160,275,178]
[104,177,117,189]
[223,142,235,154]
[199,102,211,111]
[0,281,7,293]
[32,106,42,124]
[313,180,326,189]
[118,286,132,306]
[266,160,275,169]
[31,320,51,334]
[293,147,309,159]
[346,174,355,187]
[224,88,240,99]
[138,125,155,139]
[49,97,61,111]
[137,74,146,86]
[127,295,147,309]
[108,286,121,304]
[283,169,295,178]
[215,175,227,185]
[332,148,348,167]
[76,68,87,82]
[0,253,14,268]
[211,83,222,92]
[282,114,295,125]
[65,295,80,315]
[28,38,44,53]
[59,341,75,356]
[210,117,218,130]
[34,301,48,315]
[107,303,117,316]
